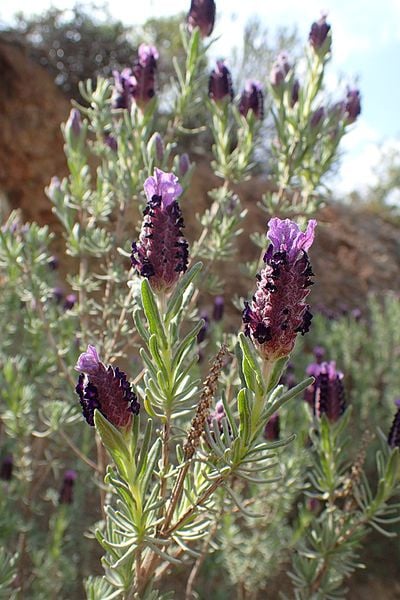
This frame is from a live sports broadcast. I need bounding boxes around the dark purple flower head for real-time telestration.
[131,169,189,293]
[213,296,224,322]
[264,413,280,441]
[270,52,291,87]
[112,68,136,109]
[132,44,159,108]
[345,88,361,124]
[64,294,77,311]
[104,133,118,152]
[48,256,59,270]
[310,106,325,129]
[59,469,77,505]
[75,345,139,428]
[309,14,331,54]
[239,81,264,120]
[197,311,210,343]
[243,218,316,362]
[208,60,234,103]
[187,0,216,38]
[388,401,400,449]
[0,455,13,481]
[312,361,346,423]
[291,79,300,107]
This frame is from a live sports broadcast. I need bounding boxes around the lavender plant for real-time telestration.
[0,4,398,600]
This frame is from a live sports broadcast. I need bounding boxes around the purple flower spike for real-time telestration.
[187,0,216,38]
[313,362,346,423]
[213,296,224,322]
[59,469,77,505]
[243,218,316,362]
[388,400,400,449]
[64,294,77,311]
[239,81,264,120]
[208,60,234,103]
[132,44,159,108]
[309,14,331,54]
[131,169,188,293]
[75,346,139,428]
[112,68,136,109]
[345,88,361,124]
[0,455,13,481]
[264,413,280,441]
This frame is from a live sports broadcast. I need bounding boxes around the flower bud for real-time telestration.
[208,60,234,103]
[197,311,209,343]
[270,52,291,87]
[313,346,325,364]
[290,79,300,107]
[0,455,13,481]
[75,345,139,428]
[187,0,216,38]
[243,218,316,362]
[344,88,361,124]
[310,106,325,129]
[65,109,84,151]
[64,294,77,311]
[239,81,264,120]
[264,413,280,441]
[48,256,59,270]
[208,399,226,433]
[59,469,77,504]
[104,134,118,152]
[309,14,331,55]
[131,169,189,293]
[388,399,400,449]
[149,132,164,163]
[312,362,346,422]
[212,296,224,322]
[178,153,191,177]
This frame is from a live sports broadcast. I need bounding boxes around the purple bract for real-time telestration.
[239,81,264,120]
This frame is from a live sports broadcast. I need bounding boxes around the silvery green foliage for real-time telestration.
[0,9,396,600]
[0,548,18,599]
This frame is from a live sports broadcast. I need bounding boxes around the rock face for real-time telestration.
[1,37,399,311]
[0,38,69,225]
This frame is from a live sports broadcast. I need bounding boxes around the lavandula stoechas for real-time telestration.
[187,0,216,38]
[388,399,400,449]
[75,345,139,428]
[112,44,159,110]
[59,470,77,504]
[208,60,234,103]
[239,81,264,120]
[131,169,189,293]
[304,361,346,423]
[309,14,331,56]
[243,218,316,362]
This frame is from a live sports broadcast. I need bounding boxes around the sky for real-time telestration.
[1,0,400,195]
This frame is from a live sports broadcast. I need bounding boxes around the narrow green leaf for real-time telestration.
[141,279,167,347]
[165,262,202,323]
